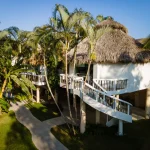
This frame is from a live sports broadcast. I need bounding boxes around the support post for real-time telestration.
[96,110,100,124]
[145,88,150,119]
[116,95,119,110]
[80,100,86,133]
[36,86,40,103]
[118,120,123,136]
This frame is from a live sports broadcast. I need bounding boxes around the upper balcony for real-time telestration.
[59,74,132,124]
[21,73,46,86]
[60,74,128,95]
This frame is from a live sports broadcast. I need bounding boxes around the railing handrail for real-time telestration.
[93,79,107,93]
[84,82,132,106]
[21,73,45,77]
[95,78,128,81]
[93,78,128,92]
[60,74,132,107]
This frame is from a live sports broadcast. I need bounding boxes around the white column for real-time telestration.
[118,120,123,136]
[36,86,40,103]
[80,100,86,133]
[96,110,100,124]
[145,88,150,119]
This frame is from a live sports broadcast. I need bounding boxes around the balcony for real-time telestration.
[21,73,46,86]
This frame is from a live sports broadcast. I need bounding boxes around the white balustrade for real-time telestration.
[21,73,46,86]
[93,78,128,92]
[59,74,132,115]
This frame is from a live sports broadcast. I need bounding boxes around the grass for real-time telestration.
[51,119,150,150]
[25,102,60,121]
[0,111,37,150]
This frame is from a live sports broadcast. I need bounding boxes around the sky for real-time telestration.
[0,0,149,39]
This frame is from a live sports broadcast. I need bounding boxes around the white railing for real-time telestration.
[60,74,83,88]
[83,82,132,115]
[94,78,128,92]
[93,79,107,93]
[60,74,132,116]
[21,73,46,85]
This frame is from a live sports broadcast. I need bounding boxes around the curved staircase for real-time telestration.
[60,74,132,135]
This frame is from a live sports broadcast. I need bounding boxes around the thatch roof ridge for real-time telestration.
[96,19,128,34]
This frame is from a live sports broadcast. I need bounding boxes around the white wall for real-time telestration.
[94,63,150,93]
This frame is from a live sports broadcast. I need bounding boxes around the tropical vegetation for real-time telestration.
[0,3,150,149]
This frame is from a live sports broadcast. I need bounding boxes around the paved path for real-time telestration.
[9,102,68,150]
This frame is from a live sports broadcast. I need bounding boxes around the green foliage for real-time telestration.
[0,98,10,112]
[90,52,96,61]
[20,75,36,90]
[25,102,60,121]
[15,93,30,101]
[143,35,150,49]
[0,27,36,108]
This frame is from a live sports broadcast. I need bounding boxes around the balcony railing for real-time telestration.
[21,73,46,86]
[93,79,128,92]
[60,74,132,116]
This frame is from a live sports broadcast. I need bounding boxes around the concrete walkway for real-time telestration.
[9,102,68,150]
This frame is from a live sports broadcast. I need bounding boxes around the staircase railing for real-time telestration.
[60,74,132,115]
[93,79,107,93]
[83,82,132,115]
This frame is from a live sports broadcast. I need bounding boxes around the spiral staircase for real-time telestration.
[60,74,132,135]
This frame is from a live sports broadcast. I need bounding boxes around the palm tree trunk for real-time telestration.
[65,49,73,119]
[0,106,2,115]
[84,60,92,86]
[0,79,7,98]
[65,48,76,135]
[73,46,78,119]
[43,53,71,130]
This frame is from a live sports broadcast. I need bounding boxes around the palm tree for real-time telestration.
[143,35,150,49]
[68,9,90,119]
[53,4,91,128]
[80,17,112,85]
[27,25,72,130]
[0,29,36,114]
[96,15,114,23]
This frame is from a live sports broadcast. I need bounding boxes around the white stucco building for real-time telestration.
[60,19,150,135]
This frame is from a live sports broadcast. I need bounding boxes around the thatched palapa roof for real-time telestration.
[68,19,150,64]
[96,19,128,34]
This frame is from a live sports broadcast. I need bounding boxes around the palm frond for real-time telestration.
[143,35,150,49]
[21,75,36,90]
[0,98,9,112]
[0,30,9,39]
[10,75,30,96]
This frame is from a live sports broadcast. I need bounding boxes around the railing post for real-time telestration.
[115,80,117,91]
[96,91,98,102]
[103,93,105,104]
[38,75,40,83]
[113,99,116,110]
[127,105,130,114]
[72,77,74,90]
